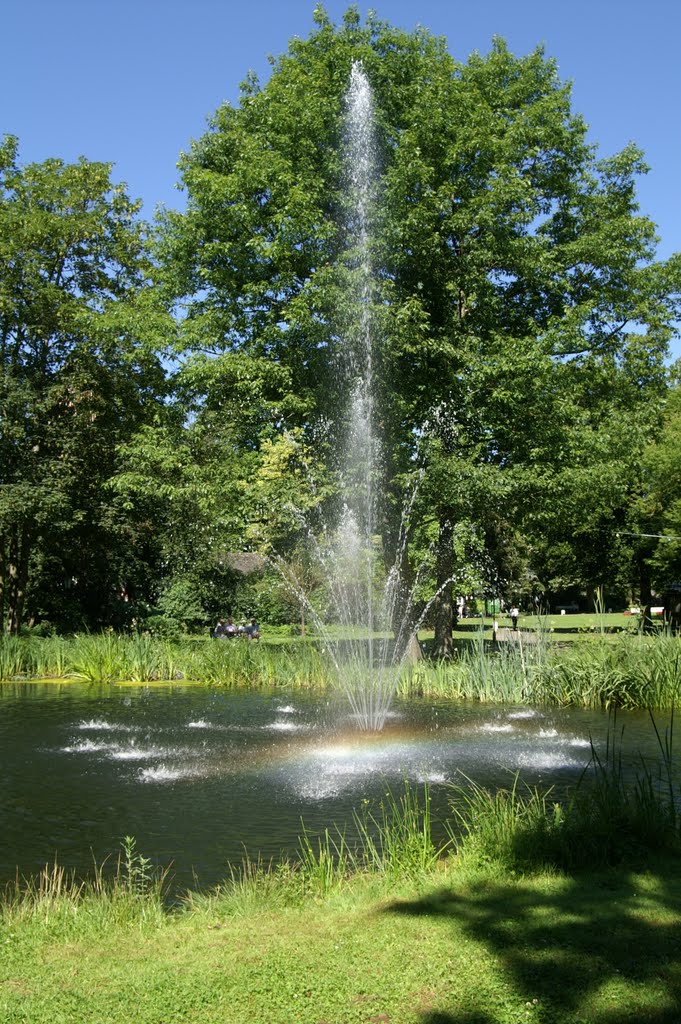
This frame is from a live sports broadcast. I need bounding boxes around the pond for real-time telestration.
[0,682,673,893]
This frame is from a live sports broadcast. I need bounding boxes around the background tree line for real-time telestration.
[2,7,680,642]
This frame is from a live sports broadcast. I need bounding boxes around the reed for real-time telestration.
[0,635,26,680]
[124,635,164,682]
[31,636,69,679]
[397,633,681,710]
[2,838,168,932]
[69,633,128,684]
[1,630,680,712]
[447,711,681,872]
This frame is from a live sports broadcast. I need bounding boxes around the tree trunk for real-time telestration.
[404,633,422,663]
[389,522,418,658]
[0,535,5,633]
[433,512,455,659]
[639,557,654,634]
[7,526,30,635]
[380,476,417,658]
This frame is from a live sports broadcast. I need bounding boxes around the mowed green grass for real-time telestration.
[438,612,645,641]
[278,612,647,644]
[2,861,681,1024]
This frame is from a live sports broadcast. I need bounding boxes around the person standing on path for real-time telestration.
[510,606,519,631]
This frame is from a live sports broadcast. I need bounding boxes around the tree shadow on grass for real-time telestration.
[382,864,681,1024]
[419,1015,491,1024]
[419,1014,492,1024]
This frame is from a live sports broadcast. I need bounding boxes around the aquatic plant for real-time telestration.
[124,636,164,683]
[69,633,127,684]
[31,636,69,679]
[1,630,680,715]
[0,636,25,680]
[448,711,681,871]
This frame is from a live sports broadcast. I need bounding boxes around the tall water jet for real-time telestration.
[317,62,389,730]
[275,64,425,731]
[322,63,412,730]
[334,62,381,717]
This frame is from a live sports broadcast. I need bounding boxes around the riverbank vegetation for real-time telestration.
[1,628,680,710]
[2,747,681,1024]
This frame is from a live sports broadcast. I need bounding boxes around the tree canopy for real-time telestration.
[0,135,169,631]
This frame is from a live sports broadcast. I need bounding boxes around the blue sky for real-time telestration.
[3,0,680,359]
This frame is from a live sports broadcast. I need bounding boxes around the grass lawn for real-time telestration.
[431,611,650,644]
[2,859,681,1023]
[265,612,649,646]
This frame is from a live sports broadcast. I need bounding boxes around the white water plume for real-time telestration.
[267,64,435,730]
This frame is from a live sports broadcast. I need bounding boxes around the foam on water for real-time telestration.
[263,721,310,733]
[77,719,137,733]
[138,764,201,783]
[62,739,115,754]
[63,734,190,764]
[517,750,582,770]
[109,745,175,762]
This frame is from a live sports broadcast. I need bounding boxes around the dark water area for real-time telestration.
[0,682,675,894]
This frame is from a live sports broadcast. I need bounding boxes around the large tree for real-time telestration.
[111,350,331,629]
[161,7,680,647]
[0,136,168,632]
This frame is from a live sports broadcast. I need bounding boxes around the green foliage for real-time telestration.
[160,11,681,644]
[0,136,170,634]
[632,379,681,587]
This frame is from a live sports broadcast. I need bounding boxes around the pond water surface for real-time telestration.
[0,682,673,893]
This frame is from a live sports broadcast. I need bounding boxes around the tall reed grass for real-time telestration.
[399,633,681,710]
[1,630,680,711]
[0,633,333,688]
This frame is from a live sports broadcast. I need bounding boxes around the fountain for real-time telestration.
[275,63,426,731]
